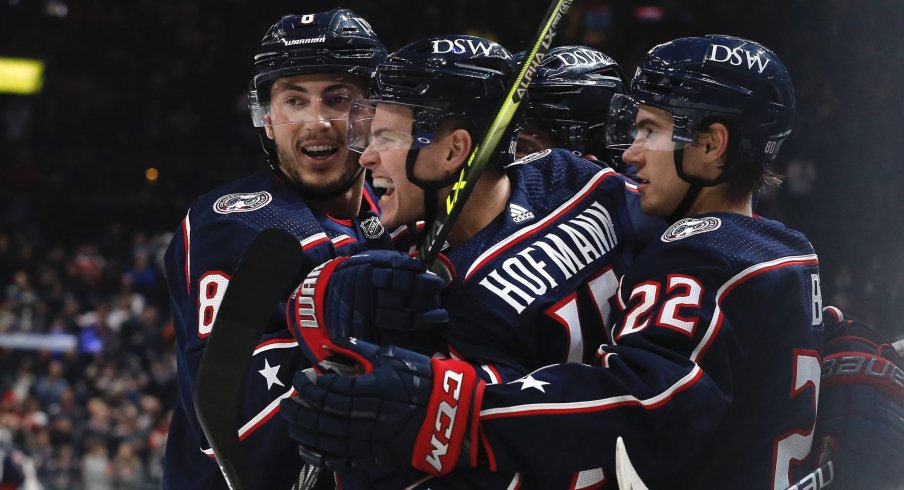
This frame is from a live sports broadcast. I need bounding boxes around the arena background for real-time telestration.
[1,0,902,487]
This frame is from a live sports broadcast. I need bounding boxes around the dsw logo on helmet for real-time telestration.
[707,44,772,74]
[552,47,612,67]
[432,38,497,57]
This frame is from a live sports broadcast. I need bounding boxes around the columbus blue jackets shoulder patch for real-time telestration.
[213,191,273,214]
[661,216,721,242]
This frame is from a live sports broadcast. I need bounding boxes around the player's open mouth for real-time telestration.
[372,177,395,197]
[301,144,339,159]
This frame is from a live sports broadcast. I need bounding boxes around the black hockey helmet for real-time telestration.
[248,9,387,170]
[517,45,626,157]
[607,34,795,165]
[347,34,518,184]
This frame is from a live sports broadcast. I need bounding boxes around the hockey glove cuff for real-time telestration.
[279,338,484,476]
[286,250,449,372]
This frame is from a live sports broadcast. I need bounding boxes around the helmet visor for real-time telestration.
[347,100,441,153]
[249,75,364,128]
[605,94,689,152]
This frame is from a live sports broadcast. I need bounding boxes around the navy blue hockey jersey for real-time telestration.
[162,170,390,490]
[443,149,662,381]
[472,213,823,489]
[339,149,664,489]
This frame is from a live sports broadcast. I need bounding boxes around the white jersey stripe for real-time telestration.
[480,364,702,419]
[183,211,192,294]
[201,386,296,456]
[465,168,616,280]
[300,232,330,250]
[252,339,298,356]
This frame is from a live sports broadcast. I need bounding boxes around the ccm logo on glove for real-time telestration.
[412,359,479,476]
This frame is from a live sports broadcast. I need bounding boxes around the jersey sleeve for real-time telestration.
[474,330,729,483]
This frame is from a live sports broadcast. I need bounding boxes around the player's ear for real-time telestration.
[264,115,275,140]
[699,122,729,162]
[442,128,472,173]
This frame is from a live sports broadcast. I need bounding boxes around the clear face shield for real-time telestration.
[605,94,695,153]
[248,75,365,128]
[346,99,442,154]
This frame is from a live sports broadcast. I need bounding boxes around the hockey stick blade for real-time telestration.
[194,228,305,490]
[419,0,574,269]
[615,436,650,490]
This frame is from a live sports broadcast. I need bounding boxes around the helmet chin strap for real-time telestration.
[666,148,701,224]
[404,147,460,249]
[411,150,438,249]
[667,144,732,224]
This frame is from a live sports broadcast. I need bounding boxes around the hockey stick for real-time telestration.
[419,0,574,268]
[615,436,650,490]
[194,228,306,490]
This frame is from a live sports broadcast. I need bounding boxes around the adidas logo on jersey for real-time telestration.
[510,204,535,223]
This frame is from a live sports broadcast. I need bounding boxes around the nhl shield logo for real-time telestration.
[213,191,273,214]
[661,217,721,242]
[360,216,385,239]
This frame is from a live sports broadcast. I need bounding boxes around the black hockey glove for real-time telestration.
[286,250,449,372]
[279,338,483,476]
[815,306,904,490]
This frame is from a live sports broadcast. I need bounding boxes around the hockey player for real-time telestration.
[280,35,824,489]
[280,34,663,488]
[514,45,628,170]
[161,10,389,489]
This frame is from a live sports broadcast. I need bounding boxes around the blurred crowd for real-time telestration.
[1,0,902,487]
[0,228,175,488]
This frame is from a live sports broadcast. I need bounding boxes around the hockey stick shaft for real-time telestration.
[194,228,306,490]
[419,0,574,267]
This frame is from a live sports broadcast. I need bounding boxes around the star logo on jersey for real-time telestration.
[258,359,285,390]
[510,203,535,224]
[511,374,550,393]
[213,191,273,214]
[661,217,721,242]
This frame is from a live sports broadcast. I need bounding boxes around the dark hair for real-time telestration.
[699,118,783,196]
